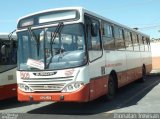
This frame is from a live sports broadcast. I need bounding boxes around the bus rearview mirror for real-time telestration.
[1,45,6,55]
[91,23,98,37]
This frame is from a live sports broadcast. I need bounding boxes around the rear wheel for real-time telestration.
[107,75,116,100]
[140,66,146,82]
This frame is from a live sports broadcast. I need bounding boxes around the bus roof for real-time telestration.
[0,33,17,40]
[17,7,149,37]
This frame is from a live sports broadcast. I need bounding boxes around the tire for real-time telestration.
[107,75,116,100]
[140,66,146,82]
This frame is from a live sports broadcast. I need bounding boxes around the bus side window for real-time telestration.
[89,19,101,50]
[85,16,102,50]
[0,40,17,66]
[0,44,6,65]
[132,32,139,51]
[114,26,125,50]
[147,38,151,51]
[144,37,148,51]
[102,22,115,50]
[85,15,102,61]
[0,41,1,64]
[124,30,133,51]
[139,35,144,51]
[136,34,140,51]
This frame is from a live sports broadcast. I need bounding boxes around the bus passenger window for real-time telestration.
[124,31,133,51]
[141,36,145,51]
[114,26,125,50]
[132,33,139,51]
[87,19,101,51]
[102,22,115,50]
[0,42,17,65]
[85,15,102,61]
[146,38,151,51]
[144,37,148,51]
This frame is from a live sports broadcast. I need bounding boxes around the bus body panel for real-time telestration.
[0,83,17,100]
[105,50,127,87]
[89,75,108,101]
[0,67,17,85]
[0,34,17,100]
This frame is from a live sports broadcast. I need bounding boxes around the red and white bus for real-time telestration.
[0,33,17,100]
[16,7,152,102]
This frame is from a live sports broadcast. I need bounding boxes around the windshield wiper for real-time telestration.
[28,27,40,56]
[46,22,64,69]
[51,22,64,44]
[50,22,64,57]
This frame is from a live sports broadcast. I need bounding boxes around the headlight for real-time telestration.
[62,82,84,93]
[18,83,33,92]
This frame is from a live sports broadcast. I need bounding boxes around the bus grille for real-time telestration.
[28,83,66,92]
[23,77,73,92]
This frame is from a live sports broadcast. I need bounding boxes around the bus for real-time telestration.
[0,33,17,100]
[16,7,152,102]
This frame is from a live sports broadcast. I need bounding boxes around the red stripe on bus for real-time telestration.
[89,65,152,100]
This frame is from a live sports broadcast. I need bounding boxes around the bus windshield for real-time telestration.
[17,23,87,71]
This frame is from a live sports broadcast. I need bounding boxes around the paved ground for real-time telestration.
[0,75,160,119]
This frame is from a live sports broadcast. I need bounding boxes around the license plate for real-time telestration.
[40,96,52,101]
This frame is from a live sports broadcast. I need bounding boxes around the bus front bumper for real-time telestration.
[18,84,90,102]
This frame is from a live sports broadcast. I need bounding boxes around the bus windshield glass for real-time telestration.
[17,23,87,71]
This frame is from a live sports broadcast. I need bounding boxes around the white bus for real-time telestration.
[0,33,17,100]
[16,7,152,102]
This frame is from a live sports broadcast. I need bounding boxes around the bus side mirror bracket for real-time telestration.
[91,22,98,37]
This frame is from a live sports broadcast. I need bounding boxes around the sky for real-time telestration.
[0,0,160,38]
